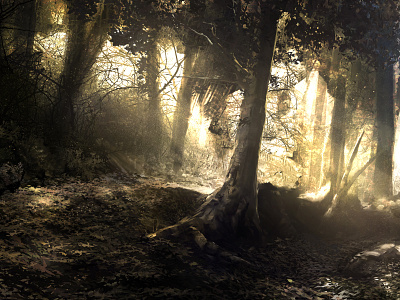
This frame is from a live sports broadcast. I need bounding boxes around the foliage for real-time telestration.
[109,0,173,53]
[64,147,106,180]
[182,138,228,178]
[2,0,398,183]
[338,0,400,66]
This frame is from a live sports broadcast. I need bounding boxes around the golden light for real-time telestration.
[189,103,210,147]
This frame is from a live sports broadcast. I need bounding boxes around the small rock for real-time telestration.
[344,243,400,277]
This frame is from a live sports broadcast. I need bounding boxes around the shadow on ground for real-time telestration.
[0,173,399,299]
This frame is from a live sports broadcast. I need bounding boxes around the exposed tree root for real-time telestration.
[147,183,263,266]
[147,189,244,239]
[148,216,254,267]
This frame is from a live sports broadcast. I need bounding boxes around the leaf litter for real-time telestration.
[0,173,400,299]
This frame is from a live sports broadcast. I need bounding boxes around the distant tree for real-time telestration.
[145,39,164,167]
[170,45,198,173]
[324,0,400,217]
[50,0,110,145]
[328,48,346,196]
[371,4,398,199]
[374,61,395,199]
[110,0,175,169]
[309,66,328,190]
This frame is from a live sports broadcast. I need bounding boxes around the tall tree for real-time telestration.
[109,0,176,171]
[145,39,164,166]
[328,48,346,196]
[170,46,198,173]
[309,72,328,190]
[154,0,284,239]
[374,62,395,198]
[51,0,110,144]
[0,0,41,128]
[195,7,279,237]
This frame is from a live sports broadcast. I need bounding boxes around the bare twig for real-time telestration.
[337,130,365,191]
[325,153,378,218]
[157,57,185,96]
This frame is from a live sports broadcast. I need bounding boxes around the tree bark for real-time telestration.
[145,40,164,166]
[373,63,394,198]
[170,46,197,174]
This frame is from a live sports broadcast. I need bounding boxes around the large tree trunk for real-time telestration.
[145,40,164,166]
[54,16,84,141]
[188,13,278,240]
[170,46,197,174]
[152,11,278,241]
[150,6,278,242]
[373,63,395,198]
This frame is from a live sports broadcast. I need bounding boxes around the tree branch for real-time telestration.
[157,57,185,96]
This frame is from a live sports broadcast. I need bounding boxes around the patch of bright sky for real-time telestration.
[159,46,184,120]
[36,32,67,74]
[96,40,141,88]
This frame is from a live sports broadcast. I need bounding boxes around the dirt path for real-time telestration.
[0,173,399,299]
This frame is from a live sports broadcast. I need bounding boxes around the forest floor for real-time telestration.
[1,173,400,299]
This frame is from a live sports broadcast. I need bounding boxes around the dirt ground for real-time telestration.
[1,173,400,299]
